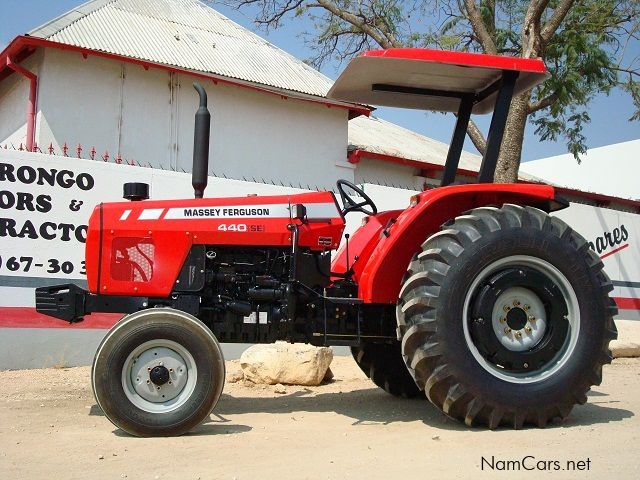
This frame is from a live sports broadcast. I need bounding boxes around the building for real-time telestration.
[521,140,639,200]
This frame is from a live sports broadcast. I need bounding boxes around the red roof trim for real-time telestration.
[361,49,548,74]
[0,36,370,118]
[554,186,640,211]
[350,149,640,210]
[348,149,478,178]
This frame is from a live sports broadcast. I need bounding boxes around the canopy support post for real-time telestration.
[477,70,519,183]
[441,95,474,187]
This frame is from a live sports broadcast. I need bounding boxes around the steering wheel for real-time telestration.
[336,180,378,216]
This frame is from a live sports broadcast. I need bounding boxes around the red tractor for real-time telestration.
[36,49,617,436]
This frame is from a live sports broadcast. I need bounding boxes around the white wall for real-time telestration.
[521,140,640,200]
[2,48,351,190]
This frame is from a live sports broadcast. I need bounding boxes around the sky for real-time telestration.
[1,0,638,161]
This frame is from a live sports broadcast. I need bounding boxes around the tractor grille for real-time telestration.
[110,237,155,282]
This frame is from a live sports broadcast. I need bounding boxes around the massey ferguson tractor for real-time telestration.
[36,49,617,436]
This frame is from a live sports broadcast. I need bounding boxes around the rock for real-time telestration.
[240,342,333,386]
[610,340,640,358]
[273,384,287,394]
[323,367,334,382]
[98,455,104,460]
[226,370,244,383]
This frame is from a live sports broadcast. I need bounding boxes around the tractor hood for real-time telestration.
[84,191,344,296]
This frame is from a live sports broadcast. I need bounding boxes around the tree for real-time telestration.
[215,0,639,182]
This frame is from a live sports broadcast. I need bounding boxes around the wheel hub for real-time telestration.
[490,286,548,353]
[506,307,527,330]
[126,344,192,405]
[149,365,170,386]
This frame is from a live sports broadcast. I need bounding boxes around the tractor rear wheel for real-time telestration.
[397,205,617,428]
[92,308,225,437]
[351,342,422,398]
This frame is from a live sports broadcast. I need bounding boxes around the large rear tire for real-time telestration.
[92,308,225,437]
[397,205,617,428]
[351,342,422,398]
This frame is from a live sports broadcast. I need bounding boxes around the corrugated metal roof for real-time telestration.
[348,115,539,181]
[28,0,334,98]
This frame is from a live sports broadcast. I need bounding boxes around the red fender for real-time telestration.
[356,183,562,304]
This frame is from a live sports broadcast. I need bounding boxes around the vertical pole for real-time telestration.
[441,95,474,186]
[6,57,37,152]
[477,70,519,183]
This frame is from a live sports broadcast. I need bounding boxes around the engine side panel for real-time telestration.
[85,191,344,296]
[356,183,558,304]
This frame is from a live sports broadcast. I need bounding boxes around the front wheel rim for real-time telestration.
[462,255,580,384]
[121,339,198,413]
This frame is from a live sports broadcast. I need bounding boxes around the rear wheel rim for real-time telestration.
[121,339,198,413]
[462,255,580,384]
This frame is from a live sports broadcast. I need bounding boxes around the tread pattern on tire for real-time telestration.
[397,204,618,428]
[351,342,422,398]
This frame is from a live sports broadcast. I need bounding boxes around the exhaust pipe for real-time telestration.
[192,83,211,199]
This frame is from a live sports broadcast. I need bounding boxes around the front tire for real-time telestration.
[397,205,617,428]
[92,308,225,437]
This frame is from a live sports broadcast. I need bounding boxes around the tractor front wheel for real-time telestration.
[92,308,225,437]
[397,205,617,428]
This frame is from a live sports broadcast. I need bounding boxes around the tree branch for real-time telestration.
[466,118,487,155]
[463,0,498,53]
[521,0,549,57]
[315,0,400,49]
[527,92,558,113]
[541,0,576,44]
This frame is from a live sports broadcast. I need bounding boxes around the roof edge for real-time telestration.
[349,149,640,211]
[0,35,370,118]
[28,0,115,39]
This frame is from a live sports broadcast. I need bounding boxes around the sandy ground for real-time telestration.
[0,357,639,480]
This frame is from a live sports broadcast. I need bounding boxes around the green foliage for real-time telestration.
[531,1,635,160]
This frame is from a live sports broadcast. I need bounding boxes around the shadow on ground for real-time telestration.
[89,386,633,436]
[214,386,634,431]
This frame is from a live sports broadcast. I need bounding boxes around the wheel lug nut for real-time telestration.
[513,300,520,307]
[169,368,173,372]
[168,381,172,385]
[523,362,529,368]
[499,317,506,323]
[156,386,161,390]
[525,326,532,333]
[504,327,512,334]
[147,367,151,371]
[503,305,510,312]
[528,316,535,322]
[524,305,530,311]
[514,331,522,339]
[146,379,150,384]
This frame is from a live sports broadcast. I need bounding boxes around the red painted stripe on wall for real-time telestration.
[600,244,629,260]
[0,307,120,329]
[615,297,640,310]
[0,297,639,329]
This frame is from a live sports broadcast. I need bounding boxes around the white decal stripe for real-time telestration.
[163,202,339,220]
[305,203,340,218]
[119,209,131,221]
[138,208,165,220]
